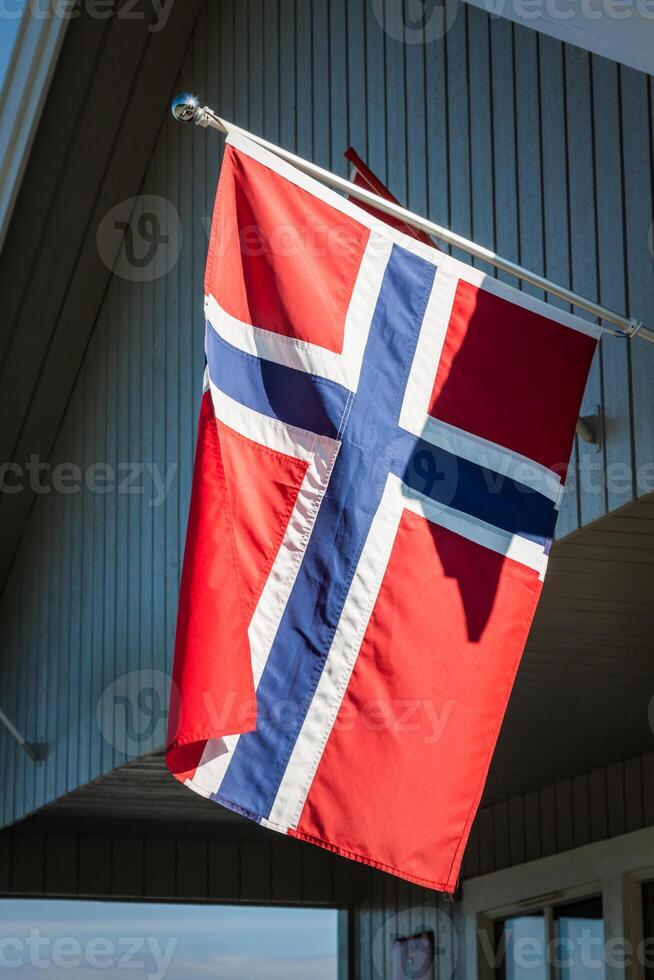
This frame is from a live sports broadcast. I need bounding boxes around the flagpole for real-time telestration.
[171,94,652,345]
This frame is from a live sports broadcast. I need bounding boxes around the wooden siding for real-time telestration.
[464,750,654,880]
[0,818,365,907]
[1,0,654,835]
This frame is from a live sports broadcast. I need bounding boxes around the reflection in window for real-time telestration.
[496,898,606,979]
[553,897,605,979]
[496,914,547,980]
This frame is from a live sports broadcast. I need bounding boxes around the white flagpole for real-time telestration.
[171,94,652,345]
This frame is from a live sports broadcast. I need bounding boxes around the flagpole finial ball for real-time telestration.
[171,93,201,123]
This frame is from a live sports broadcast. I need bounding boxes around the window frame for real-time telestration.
[462,825,654,979]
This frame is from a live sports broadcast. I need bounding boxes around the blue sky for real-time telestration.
[0,899,338,979]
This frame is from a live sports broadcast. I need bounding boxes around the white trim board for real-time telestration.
[0,8,68,253]
[462,0,654,77]
[463,825,654,917]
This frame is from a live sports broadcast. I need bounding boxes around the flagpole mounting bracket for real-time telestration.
[576,405,603,452]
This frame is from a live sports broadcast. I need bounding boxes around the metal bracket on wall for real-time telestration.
[0,708,42,761]
[576,405,603,452]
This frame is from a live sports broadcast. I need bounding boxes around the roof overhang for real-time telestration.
[464,0,654,76]
[0,6,68,253]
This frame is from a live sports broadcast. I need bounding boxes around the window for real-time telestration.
[553,897,605,979]
[463,825,654,980]
[496,914,547,979]
[496,898,605,978]
[0,899,339,979]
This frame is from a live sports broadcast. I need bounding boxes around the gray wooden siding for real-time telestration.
[463,750,654,880]
[0,820,364,907]
[1,0,654,831]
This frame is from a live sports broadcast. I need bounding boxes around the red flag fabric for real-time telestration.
[167,130,598,892]
[345,146,437,248]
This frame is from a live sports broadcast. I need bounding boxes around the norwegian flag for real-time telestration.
[166,131,598,892]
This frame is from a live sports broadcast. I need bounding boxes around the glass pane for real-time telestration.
[554,897,605,979]
[496,915,547,980]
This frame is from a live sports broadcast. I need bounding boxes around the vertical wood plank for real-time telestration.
[624,756,644,833]
[111,837,144,898]
[467,7,494,275]
[538,34,577,538]
[302,844,335,905]
[606,761,626,838]
[144,837,176,899]
[566,45,605,529]
[240,842,272,901]
[589,766,609,843]
[329,0,349,174]
[208,840,240,902]
[9,834,45,895]
[592,56,633,516]
[489,18,518,285]
[508,796,526,867]
[492,801,510,871]
[45,834,78,896]
[539,784,557,858]
[0,833,10,892]
[643,752,654,828]
[176,839,208,900]
[77,835,111,897]
[446,4,471,264]
[523,790,541,863]
[478,806,495,876]
[555,778,574,853]
[571,773,591,848]
[621,66,654,498]
[271,841,303,904]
